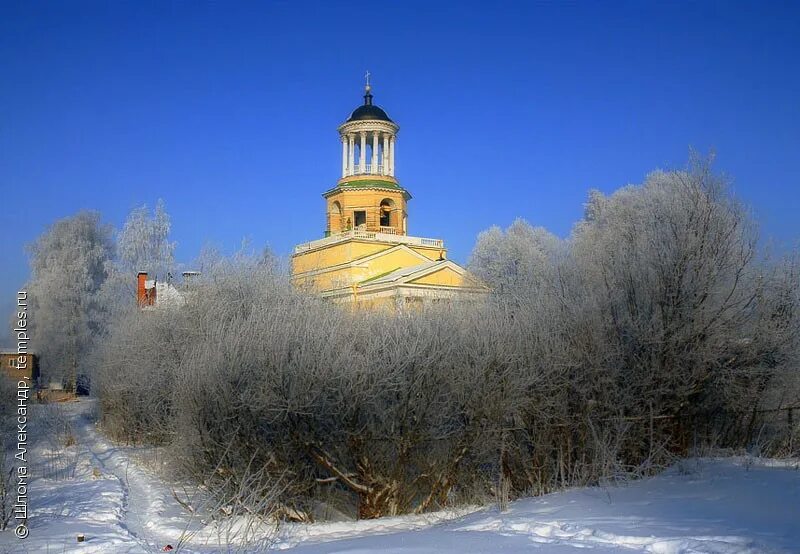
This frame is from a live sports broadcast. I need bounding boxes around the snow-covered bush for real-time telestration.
[86,156,800,520]
[469,156,800,473]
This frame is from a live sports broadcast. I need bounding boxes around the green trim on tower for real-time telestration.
[339,179,401,189]
[322,181,412,200]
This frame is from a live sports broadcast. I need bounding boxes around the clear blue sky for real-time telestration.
[1,1,799,342]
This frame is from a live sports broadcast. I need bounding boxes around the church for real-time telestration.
[291,78,487,306]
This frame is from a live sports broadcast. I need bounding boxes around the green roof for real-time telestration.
[338,179,401,190]
[323,180,412,199]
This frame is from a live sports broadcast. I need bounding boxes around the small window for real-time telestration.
[8,358,15,368]
[354,211,366,228]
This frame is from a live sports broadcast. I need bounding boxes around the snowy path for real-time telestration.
[0,398,144,552]
[0,398,203,553]
[1,398,798,553]
[76,406,152,546]
[73,400,201,551]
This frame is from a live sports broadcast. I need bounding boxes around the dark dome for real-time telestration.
[347,104,393,123]
[346,88,393,123]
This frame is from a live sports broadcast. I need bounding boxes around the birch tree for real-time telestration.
[117,199,176,277]
[25,211,113,389]
[98,200,177,318]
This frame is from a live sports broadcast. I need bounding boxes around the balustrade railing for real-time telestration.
[295,229,443,254]
[346,164,387,176]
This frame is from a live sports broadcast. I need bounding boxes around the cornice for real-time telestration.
[337,119,399,135]
[323,185,412,200]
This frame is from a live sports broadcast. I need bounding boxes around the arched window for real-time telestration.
[380,198,394,228]
[330,201,342,233]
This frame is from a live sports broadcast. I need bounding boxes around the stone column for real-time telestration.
[382,133,390,175]
[371,131,379,174]
[341,135,348,178]
[389,135,396,176]
[348,134,355,176]
[360,131,367,174]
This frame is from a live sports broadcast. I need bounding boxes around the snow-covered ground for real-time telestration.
[1,398,798,553]
[282,458,800,553]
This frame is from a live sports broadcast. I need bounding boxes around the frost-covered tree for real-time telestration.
[117,199,175,277]
[24,211,113,388]
[468,218,563,294]
[468,156,799,470]
[569,159,768,419]
[193,242,224,276]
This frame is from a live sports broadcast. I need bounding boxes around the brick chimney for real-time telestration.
[137,272,147,306]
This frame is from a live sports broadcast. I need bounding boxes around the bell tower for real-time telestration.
[291,75,487,305]
[325,75,409,236]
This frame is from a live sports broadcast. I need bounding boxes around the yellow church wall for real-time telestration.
[326,283,486,307]
[292,241,392,274]
[355,248,427,279]
[297,266,364,292]
[293,245,433,292]
[293,240,444,279]
[295,270,352,292]
[409,245,446,261]
[326,188,407,235]
[410,268,467,287]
